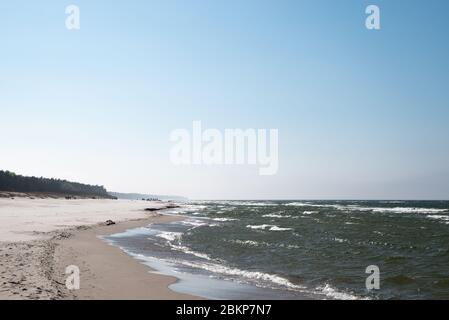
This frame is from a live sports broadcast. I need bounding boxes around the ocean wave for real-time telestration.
[371,207,447,214]
[270,226,293,231]
[107,227,151,238]
[221,207,237,211]
[262,214,292,218]
[207,201,278,207]
[156,231,183,242]
[180,220,208,227]
[278,243,301,249]
[212,218,238,222]
[168,244,213,261]
[231,240,262,247]
[247,224,293,231]
[285,202,447,214]
[180,204,208,212]
[302,211,317,215]
[427,215,449,224]
[177,260,305,291]
[285,202,354,211]
[285,202,312,207]
[317,284,364,300]
[179,219,220,228]
[379,201,406,204]
[247,224,273,230]
[230,239,299,250]
[247,202,279,207]
[132,247,364,299]
[332,237,349,243]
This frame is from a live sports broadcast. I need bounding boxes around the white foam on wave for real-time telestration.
[427,215,449,224]
[247,224,293,231]
[107,227,151,238]
[169,244,213,261]
[302,211,317,215]
[178,260,305,291]
[247,202,279,207]
[180,204,208,213]
[285,202,447,214]
[379,201,405,204]
[333,237,349,243]
[286,202,352,211]
[212,218,238,222]
[262,214,292,218]
[230,239,300,250]
[133,248,366,299]
[231,240,262,247]
[371,207,447,214]
[179,219,220,228]
[270,226,293,231]
[317,284,364,300]
[285,202,312,207]
[207,201,278,207]
[156,231,183,242]
[180,220,208,227]
[278,243,301,249]
[247,224,273,230]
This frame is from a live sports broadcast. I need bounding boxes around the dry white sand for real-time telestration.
[0,197,197,300]
[0,198,167,242]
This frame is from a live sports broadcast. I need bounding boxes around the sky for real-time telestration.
[1,0,449,199]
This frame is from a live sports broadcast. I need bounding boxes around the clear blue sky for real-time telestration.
[1,0,448,199]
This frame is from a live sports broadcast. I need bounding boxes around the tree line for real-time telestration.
[0,170,113,198]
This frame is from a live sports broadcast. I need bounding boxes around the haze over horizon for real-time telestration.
[1,0,449,200]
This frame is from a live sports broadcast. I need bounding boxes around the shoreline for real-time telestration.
[0,198,200,300]
[52,214,201,300]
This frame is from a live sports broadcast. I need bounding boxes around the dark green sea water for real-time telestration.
[105,200,449,299]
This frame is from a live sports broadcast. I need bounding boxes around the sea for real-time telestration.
[103,200,449,300]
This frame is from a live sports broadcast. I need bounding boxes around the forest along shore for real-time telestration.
[0,170,116,200]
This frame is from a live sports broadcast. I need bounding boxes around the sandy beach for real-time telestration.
[0,197,198,300]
